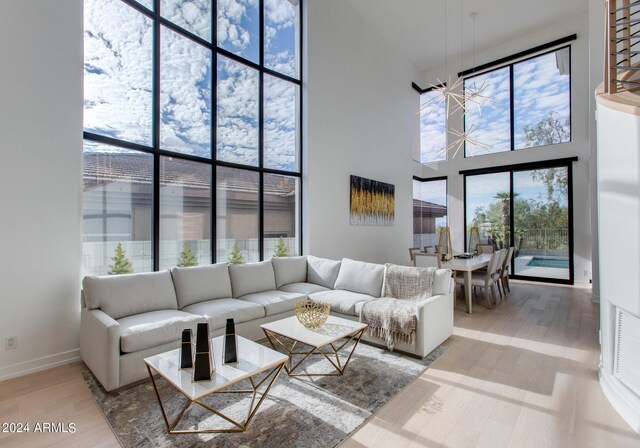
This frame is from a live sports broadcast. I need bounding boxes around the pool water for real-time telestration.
[527,257,569,269]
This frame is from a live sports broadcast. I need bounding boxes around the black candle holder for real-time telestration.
[223,318,238,364]
[179,329,193,369]
[193,323,214,382]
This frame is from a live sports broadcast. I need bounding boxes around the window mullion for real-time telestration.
[152,0,161,271]
[509,65,515,152]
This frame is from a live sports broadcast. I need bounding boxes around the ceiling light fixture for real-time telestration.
[444,9,496,156]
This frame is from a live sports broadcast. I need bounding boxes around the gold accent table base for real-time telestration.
[146,362,285,434]
[263,327,366,377]
[143,336,288,435]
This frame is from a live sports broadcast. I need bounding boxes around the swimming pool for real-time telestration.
[526,257,569,269]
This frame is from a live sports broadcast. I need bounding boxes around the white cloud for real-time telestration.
[420,90,446,162]
[84,0,154,145]
[217,0,258,60]
[160,0,211,41]
[216,56,259,165]
[160,26,211,157]
[264,0,297,77]
[264,74,298,170]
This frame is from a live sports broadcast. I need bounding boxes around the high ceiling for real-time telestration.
[346,0,588,72]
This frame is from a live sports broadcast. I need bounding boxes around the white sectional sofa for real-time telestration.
[80,256,453,391]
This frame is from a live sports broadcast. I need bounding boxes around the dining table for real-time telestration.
[440,253,493,314]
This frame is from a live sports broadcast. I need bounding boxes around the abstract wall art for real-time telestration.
[350,175,395,226]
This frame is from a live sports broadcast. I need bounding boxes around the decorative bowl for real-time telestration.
[294,298,330,328]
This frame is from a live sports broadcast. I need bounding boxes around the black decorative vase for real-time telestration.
[193,323,213,381]
[179,329,193,369]
[223,318,238,364]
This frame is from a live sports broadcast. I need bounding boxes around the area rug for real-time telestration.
[84,341,446,448]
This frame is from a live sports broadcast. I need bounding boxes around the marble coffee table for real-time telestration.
[144,335,287,434]
[261,315,367,377]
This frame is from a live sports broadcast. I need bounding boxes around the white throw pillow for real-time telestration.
[307,255,341,289]
[229,261,277,298]
[271,256,307,288]
[170,263,233,309]
[432,269,452,295]
[333,258,384,297]
[82,271,178,320]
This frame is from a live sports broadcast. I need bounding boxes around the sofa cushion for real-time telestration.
[333,258,384,297]
[307,255,341,289]
[118,310,204,353]
[271,256,307,288]
[433,269,452,295]
[279,282,331,295]
[309,290,374,316]
[229,261,277,298]
[170,263,233,309]
[237,290,306,316]
[83,271,178,320]
[182,298,265,330]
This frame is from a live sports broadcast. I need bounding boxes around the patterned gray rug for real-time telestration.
[84,340,446,448]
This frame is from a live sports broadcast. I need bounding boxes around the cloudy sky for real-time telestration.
[420,48,570,162]
[84,0,300,171]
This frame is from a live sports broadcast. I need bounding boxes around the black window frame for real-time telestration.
[83,0,304,271]
[461,157,576,285]
[462,41,573,158]
[412,175,448,250]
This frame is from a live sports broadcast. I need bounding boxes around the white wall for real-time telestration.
[596,97,640,434]
[588,0,604,299]
[416,14,594,286]
[304,0,419,265]
[0,0,83,380]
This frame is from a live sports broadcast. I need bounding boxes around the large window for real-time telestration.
[413,178,447,250]
[419,88,447,163]
[464,47,571,157]
[83,0,302,275]
[464,160,573,283]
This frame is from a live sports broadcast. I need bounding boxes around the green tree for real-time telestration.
[177,241,198,267]
[523,110,570,147]
[273,237,290,257]
[524,111,570,202]
[494,192,511,249]
[108,243,134,275]
[228,241,246,264]
[531,167,568,202]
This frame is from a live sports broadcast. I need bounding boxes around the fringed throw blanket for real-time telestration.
[360,264,436,351]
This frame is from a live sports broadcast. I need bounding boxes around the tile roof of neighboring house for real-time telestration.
[413,199,447,217]
[83,151,296,196]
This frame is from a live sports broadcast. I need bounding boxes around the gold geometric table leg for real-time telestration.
[146,362,285,434]
[262,327,366,377]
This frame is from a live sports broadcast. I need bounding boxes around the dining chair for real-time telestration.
[500,246,515,295]
[409,247,422,264]
[415,253,441,268]
[492,249,507,302]
[424,246,436,254]
[477,244,495,254]
[455,250,501,308]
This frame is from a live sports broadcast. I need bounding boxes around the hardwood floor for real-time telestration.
[1,281,638,448]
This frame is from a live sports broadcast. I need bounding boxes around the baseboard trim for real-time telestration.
[0,348,80,382]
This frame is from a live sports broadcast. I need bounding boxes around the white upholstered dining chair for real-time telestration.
[415,253,441,268]
[455,250,502,308]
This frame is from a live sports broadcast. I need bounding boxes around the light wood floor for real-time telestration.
[1,282,638,448]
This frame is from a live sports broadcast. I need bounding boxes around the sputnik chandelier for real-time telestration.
[418,8,497,157]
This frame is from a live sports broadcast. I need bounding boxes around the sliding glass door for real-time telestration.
[464,161,573,284]
[465,173,510,252]
[513,167,570,280]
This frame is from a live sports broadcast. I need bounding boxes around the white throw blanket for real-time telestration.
[360,264,436,351]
